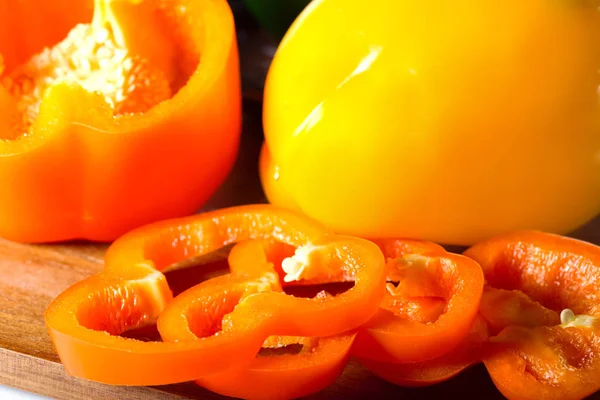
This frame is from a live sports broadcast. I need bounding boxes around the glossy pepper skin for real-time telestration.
[0,0,241,243]
[260,0,600,246]
[45,205,385,386]
[465,231,600,400]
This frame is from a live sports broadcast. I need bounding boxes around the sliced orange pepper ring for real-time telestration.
[158,234,386,339]
[465,231,600,400]
[45,205,385,386]
[358,314,489,387]
[158,236,384,398]
[352,239,484,363]
[159,238,360,399]
[186,239,360,400]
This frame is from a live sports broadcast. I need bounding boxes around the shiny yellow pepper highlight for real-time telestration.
[260,0,600,245]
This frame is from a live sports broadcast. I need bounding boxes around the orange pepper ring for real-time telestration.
[46,271,268,386]
[158,234,387,340]
[353,249,484,363]
[159,237,378,399]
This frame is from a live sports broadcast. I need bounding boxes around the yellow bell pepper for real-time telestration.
[260,0,600,245]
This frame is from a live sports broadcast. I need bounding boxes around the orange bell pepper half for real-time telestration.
[0,0,241,243]
[358,314,489,387]
[465,231,600,400]
[158,238,366,399]
[45,205,385,386]
[352,239,485,363]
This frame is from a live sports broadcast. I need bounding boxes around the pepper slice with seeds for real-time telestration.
[465,231,600,400]
[0,0,241,243]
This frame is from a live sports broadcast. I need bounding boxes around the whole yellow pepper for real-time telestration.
[260,0,600,245]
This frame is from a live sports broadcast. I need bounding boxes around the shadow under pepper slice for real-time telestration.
[464,231,600,400]
[352,239,485,363]
[0,0,241,243]
[45,205,385,386]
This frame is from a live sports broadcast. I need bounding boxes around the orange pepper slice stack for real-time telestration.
[465,231,600,400]
[45,205,386,389]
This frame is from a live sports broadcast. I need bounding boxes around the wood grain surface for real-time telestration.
[2,6,600,400]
